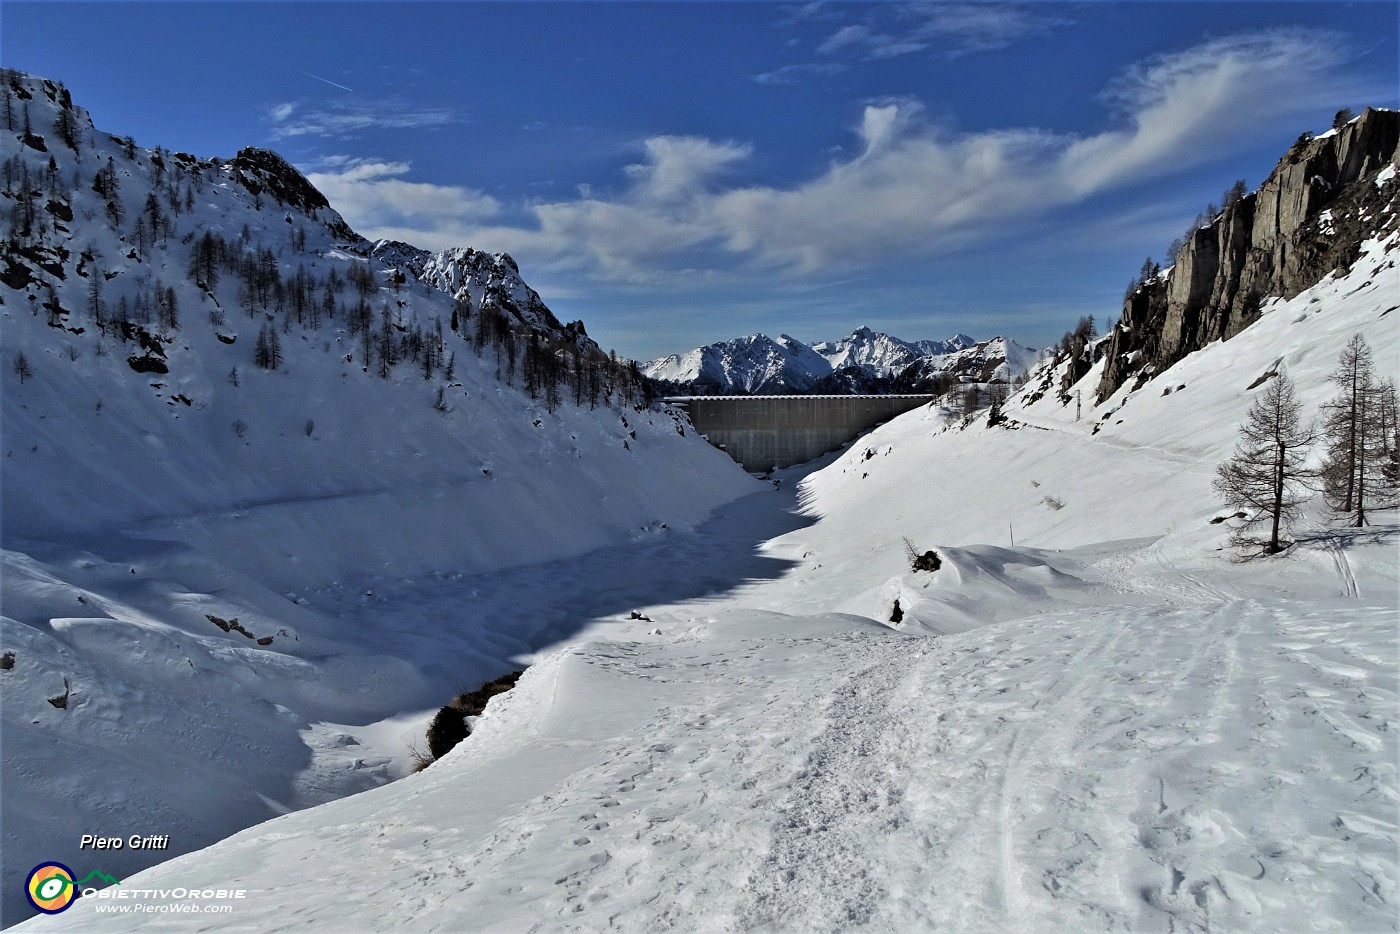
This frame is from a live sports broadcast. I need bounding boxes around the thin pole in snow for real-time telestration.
[1009,522,1015,547]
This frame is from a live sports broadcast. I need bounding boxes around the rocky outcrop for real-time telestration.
[231,148,359,242]
[232,148,330,211]
[369,241,600,355]
[1097,108,1400,402]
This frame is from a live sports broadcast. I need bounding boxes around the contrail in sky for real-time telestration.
[300,70,355,93]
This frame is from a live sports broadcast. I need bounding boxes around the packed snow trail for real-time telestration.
[37,588,1396,932]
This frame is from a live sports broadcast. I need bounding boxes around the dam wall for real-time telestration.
[669,395,935,472]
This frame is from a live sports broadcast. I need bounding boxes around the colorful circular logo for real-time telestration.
[25,862,77,914]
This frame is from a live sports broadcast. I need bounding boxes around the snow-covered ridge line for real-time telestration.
[646,328,1036,396]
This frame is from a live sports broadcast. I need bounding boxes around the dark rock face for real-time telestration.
[232,148,329,211]
[231,148,358,242]
[1097,108,1400,402]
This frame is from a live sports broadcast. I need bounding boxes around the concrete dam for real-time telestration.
[668,395,936,473]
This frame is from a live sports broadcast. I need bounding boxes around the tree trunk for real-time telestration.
[1344,368,1358,511]
[1353,391,1368,527]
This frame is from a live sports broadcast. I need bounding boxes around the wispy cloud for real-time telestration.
[817,23,928,59]
[774,1,845,27]
[908,3,1069,57]
[267,99,459,140]
[809,2,1068,61]
[751,61,847,85]
[1064,30,1354,194]
[305,31,1374,283]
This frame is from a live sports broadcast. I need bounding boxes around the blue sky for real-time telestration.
[4,2,1396,360]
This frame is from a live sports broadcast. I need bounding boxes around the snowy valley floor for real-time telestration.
[22,461,1398,934]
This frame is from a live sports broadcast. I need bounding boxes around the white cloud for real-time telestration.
[776,1,842,27]
[817,24,878,55]
[304,159,500,248]
[751,62,847,86]
[1062,30,1360,195]
[814,3,1066,61]
[267,100,458,140]
[304,31,1374,284]
[625,136,752,202]
[911,3,1068,56]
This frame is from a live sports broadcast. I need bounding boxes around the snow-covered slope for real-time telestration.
[0,71,758,925]
[28,142,1398,932]
[645,327,1034,395]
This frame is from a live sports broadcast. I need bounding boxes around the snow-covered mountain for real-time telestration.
[0,69,758,924]
[644,326,1037,395]
[642,332,831,394]
[810,325,975,372]
[21,112,1398,933]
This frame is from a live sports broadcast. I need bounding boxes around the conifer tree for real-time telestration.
[87,269,105,331]
[13,352,33,383]
[52,105,78,151]
[377,310,396,379]
[1319,335,1397,525]
[1214,372,1317,554]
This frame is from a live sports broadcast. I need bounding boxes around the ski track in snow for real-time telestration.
[377,595,1395,934]
[1315,528,1362,600]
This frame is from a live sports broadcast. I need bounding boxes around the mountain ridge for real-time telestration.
[644,327,1036,396]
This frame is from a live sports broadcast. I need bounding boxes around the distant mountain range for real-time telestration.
[643,327,1039,395]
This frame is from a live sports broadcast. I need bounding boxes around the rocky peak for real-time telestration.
[229,147,359,243]
[232,148,330,212]
[375,241,599,355]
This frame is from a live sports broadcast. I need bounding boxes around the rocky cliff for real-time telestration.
[1096,108,1400,402]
